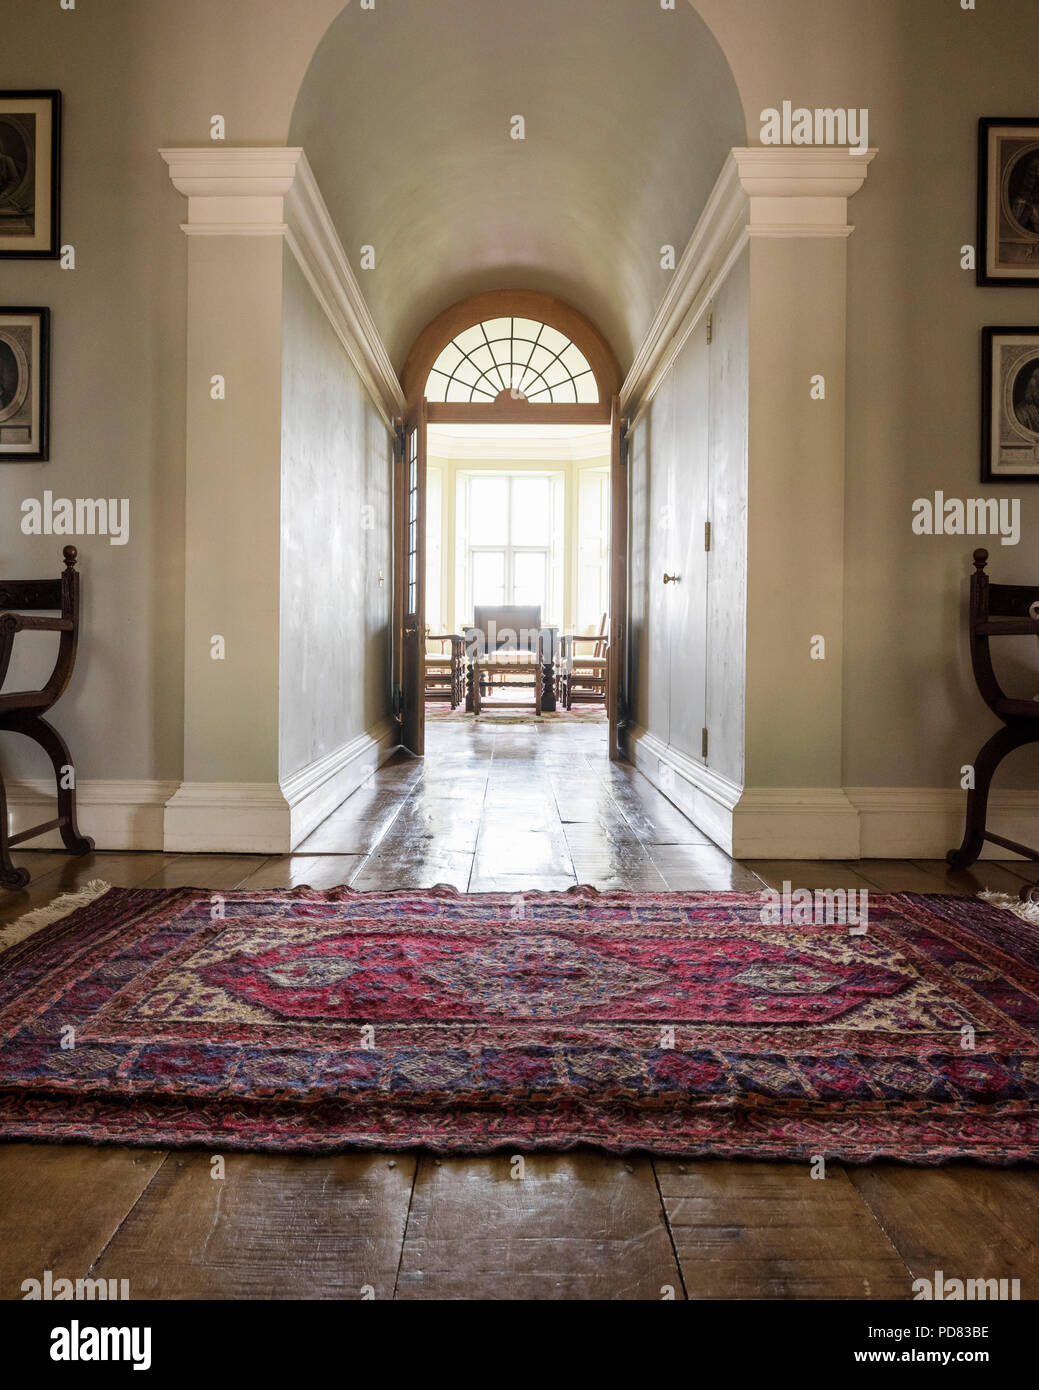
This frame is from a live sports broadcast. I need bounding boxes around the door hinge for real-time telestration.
[701,727,709,759]
[392,685,403,719]
[704,520,712,552]
[706,313,713,345]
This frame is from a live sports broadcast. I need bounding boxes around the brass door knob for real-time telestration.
[663,573,680,585]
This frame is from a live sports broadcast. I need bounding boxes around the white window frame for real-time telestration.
[456,470,564,626]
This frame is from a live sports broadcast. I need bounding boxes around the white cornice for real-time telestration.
[159,147,405,427]
[622,146,877,420]
[284,153,406,424]
[621,154,748,421]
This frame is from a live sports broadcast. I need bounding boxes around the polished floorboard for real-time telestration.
[1,718,1037,1301]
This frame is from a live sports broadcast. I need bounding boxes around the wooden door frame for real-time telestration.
[608,397,628,761]
[394,401,428,755]
[396,290,628,757]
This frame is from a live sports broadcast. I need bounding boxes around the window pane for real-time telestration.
[472,551,506,608]
[431,343,464,376]
[469,477,509,544]
[513,552,548,610]
[575,371,599,403]
[511,476,551,545]
[425,370,450,403]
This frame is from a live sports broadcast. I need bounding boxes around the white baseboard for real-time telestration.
[282,718,398,849]
[628,726,1039,860]
[4,779,179,852]
[628,725,741,853]
[845,787,1039,860]
[163,720,399,854]
[162,781,292,854]
[732,787,861,859]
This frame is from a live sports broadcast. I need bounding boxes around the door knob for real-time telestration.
[663,573,680,585]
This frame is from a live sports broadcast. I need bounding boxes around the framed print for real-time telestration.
[982,326,1039,482]
[0,90,61,258]
[978,118,1039,286]
[0,307,50,462]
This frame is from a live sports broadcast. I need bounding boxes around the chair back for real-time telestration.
[967,549,1039,713]
[470,605,542,657]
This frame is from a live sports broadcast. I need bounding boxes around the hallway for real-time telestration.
[294,721,763,894]
[2,727,1038,1300]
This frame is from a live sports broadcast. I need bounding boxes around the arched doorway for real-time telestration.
[396,290,627,759]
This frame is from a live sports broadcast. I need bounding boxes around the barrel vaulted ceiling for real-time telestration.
[290,0,746,371]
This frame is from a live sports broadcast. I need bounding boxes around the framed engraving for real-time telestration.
[0,307,50,462]
[978,118,1039,286]
[982,326,1039,483]
[0,90,61,258]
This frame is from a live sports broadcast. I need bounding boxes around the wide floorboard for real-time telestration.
[1,719,1036,1300]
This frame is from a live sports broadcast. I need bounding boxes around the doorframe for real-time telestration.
[396,290,629,758]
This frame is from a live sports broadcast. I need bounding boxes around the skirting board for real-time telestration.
[283,719,398,849]
[164,720,399,854]
[845,787,1039,861]
[3,780,179,852]
[629,726,1039,860]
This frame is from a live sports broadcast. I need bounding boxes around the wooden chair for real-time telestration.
[466,605,545,716]
[559,612,609,709]
[0,546,94,890]
[424,633,465,709]
[948,548,1039,889]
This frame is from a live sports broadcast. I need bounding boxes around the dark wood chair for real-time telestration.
[558,612,609,709]
[465,605,551,716]
[948,548,1039,894]
[425,633,465,709]
[0,546,94,889]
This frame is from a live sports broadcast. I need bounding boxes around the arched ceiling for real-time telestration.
[290,0,745,373]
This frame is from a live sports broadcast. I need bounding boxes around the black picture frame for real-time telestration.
[0,306,50,462]
[977,117,1039,287]
[981,325,1039,483]
[0,89,61,259]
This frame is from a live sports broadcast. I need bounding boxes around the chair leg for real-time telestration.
[0,774,31,890]
[6,711,95,857]
[947,724,1025,869]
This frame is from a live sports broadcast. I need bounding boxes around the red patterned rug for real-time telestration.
[0,884,1036,1163]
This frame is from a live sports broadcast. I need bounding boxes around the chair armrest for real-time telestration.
[0,613,73,633]
[0,612,74,692]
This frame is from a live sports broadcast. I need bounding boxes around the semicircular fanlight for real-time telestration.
[424,317,599,405]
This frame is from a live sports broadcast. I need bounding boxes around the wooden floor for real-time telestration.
[2,718,1038,1301]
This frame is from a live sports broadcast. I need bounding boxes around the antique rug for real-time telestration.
[0,884,1037,1164]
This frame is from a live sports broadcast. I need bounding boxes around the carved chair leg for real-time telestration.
[541,655,555,713]
[947,724,1026,869]
[0,774,31,890]
[6,711,94,856]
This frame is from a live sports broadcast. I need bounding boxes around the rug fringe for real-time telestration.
[978,889,1039,924]
[0,880,111,954]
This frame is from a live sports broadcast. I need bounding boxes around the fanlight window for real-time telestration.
[424,317,599,405]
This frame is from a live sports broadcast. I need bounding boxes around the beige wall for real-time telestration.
[279,252,393,781]
[2,0,1037,817]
